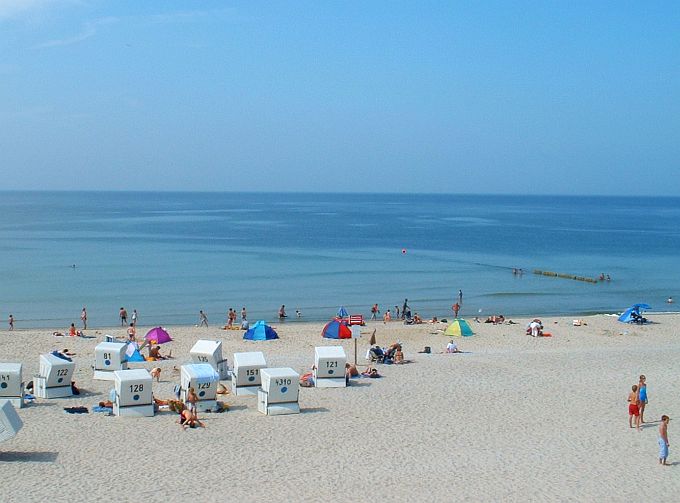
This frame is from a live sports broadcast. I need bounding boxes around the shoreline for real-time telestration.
[6,309,679,332]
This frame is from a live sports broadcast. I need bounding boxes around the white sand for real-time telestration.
[1,314,679,502]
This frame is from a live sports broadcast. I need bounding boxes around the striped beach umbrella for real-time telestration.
[322,318,352,339]
[444,319,474,337]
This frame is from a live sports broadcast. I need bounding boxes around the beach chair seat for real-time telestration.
[349,314,364,326]
[0,400,23,443]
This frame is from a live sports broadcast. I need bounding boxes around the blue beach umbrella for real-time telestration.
[336,306,349,318]
[243,320,279,341]
[631,303,651,310]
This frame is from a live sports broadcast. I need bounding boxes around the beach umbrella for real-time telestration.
[337,306,349,318]
[243,320,279,341]
[144,327,172,344]
[444,319,474,337]
[631,303,651,310]
[322,318,352,339]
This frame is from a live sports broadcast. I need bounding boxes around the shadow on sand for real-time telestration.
[0,451,59,463]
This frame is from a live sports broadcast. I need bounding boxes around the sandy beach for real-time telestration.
[1,313,679,502]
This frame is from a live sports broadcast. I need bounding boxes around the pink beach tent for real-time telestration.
[144,326,172,345]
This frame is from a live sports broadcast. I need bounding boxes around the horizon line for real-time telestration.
[0,189,676,199]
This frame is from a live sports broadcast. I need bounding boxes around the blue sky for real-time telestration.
[1,1,679,195]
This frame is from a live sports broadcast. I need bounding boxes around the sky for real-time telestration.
[1,0,679,195]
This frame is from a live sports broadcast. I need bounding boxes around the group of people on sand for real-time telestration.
[627,374,671,466]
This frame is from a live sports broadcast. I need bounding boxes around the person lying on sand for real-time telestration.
[179,409,204,429]
[393,347,405,364]
[361,366,381,378]
[300,370,315,387]
[99,400,113,408]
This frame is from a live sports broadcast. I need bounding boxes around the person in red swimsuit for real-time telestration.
[628,384,641,431]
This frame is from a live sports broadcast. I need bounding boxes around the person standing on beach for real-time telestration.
[199,310,209,327]
[458,289,463,305]
[119,307,127,326]
[241,307,247,321]
[628,384,641,431]
[402,299,409,320]
[658,415,670,466]
[127,323,136,341]
[279,305,287,319]
[80,307,87,330]
[395,305,400,319]
[8,314,14,331]
[131,309,138,327]
[638,375,648,423]
[452,302,460,318]
[370,304,379,320]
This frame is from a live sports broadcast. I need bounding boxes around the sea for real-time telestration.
[1,191,678,328]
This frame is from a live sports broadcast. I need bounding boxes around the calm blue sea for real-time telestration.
[1,192,678,328]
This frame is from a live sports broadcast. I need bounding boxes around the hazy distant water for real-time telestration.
[0,192,678,328]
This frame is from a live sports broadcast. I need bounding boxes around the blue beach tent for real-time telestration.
[618,304,651,323]
[243,320,279,341]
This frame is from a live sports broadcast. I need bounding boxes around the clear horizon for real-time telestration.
[1,1,679,196]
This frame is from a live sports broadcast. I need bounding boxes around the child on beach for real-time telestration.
[638,375,648,423]
[628,385,641,431]
[187,387,198,414]
[383,310,391,323]
[658,415,670,465]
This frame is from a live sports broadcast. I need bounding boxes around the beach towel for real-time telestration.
[93,406,113,414]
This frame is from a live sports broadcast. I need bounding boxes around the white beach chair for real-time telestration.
[0,400,23,443]
[231,351,267,396]
[180,364,220,412]
[93,341,128,380]
[34,354,75,399]
[190,340,229,380]
[113,369,154,417]
[257,367,300,416]
[0,363,25,408]
[314,346,347,388]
